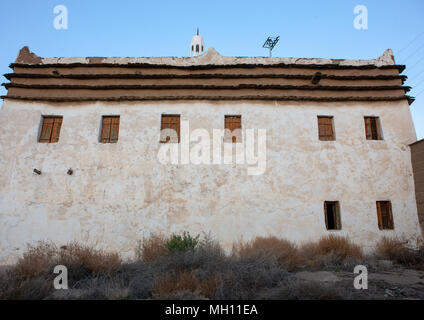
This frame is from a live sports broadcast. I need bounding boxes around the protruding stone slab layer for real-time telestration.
[1,46,412,104]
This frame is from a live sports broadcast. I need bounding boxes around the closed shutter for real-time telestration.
[110,117,120,143]
[101,116,120,143]
[39,116,62,143]
[101,117,111,143]
[225,115,242,143]
[50,117,62,143]
[318,116,334,141]
[365,117,381,140]
[161,115,180,143]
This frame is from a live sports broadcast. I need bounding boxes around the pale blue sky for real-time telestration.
[0,0,423,139]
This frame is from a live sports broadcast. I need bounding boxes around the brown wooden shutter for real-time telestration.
[365,117,372,140]
[101,117,111,143]
[318,116,334,141]
[324,202,329,230]
[161,115,180,143]
[100,116,119,143]
[225,115,242,143]
[39,117,54,142]
[110,117,120,143]
[50,117,62,143]
[39,116,62,143]
[376,201,383,230]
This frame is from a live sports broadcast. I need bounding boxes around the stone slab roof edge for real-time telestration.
[409,138,424,146]
[13,46,399,68]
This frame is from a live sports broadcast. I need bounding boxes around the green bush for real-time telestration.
[165,232,199,253]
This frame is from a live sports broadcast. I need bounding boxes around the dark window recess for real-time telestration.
[324,201,342,230]
[224,115,242,143]
[364,116,382,140]
[39,116,63,143]
[160,115,180,143]
[318,116,335,141]
[100,116,120,143]
[377,201,394,230]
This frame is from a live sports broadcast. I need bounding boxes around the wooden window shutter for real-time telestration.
[365,117,381,140]
[50,117,62,143]
[324,202,329,230]
[376,201,383,230]
[39,117,54,142]
[110,117,120,143]
[160,115,180,143]
[318,116,334,141]
[39,116,62,143]
[225,115,242,143]
[101,116,119,143]
[365,117,372,140]
[377,201,393,230]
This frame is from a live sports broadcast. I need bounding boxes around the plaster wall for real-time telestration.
[0,99,421,263]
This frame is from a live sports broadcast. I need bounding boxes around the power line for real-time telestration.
[413,86,424,98]
[406,55,424,72]
[400,42,424,63]
[397,31,424,56]
[408,72,424,86]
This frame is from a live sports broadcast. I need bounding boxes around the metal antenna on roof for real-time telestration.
[197,27,199,36]
[262,36,279,57]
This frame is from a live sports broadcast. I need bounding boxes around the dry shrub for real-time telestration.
[152,271,220,299]
[137,234,170,262]
[59,243,121,276]
[234,236,301,271]
[375,237,419,266]
[14,242,57,279]
[299,235,363,269]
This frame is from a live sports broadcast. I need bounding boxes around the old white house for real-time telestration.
[0,33,422,263]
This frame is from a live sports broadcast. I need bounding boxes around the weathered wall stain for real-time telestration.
[0,99,422,264]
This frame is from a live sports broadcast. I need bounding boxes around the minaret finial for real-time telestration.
[190,28,204,57]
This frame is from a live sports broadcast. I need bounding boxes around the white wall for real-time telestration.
[0,99,422,264]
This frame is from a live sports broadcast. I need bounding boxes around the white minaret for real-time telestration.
[190,28,204,57]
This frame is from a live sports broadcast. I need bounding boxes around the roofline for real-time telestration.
[9,62,406,72]
[409,138,424,146]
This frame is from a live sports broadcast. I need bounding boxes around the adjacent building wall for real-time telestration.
[411,139,424,234]
[0,99,422,264]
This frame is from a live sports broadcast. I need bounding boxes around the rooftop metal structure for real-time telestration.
[263,36,280,57]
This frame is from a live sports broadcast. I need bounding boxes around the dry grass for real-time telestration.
[12,241,121,282]
[14,242,57,279]
[137,234,170,262]
[299,235,363,269]
[59,243,122,276]
[234,236,301,271]
[152,271,221,299]
[375,237,420,267]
